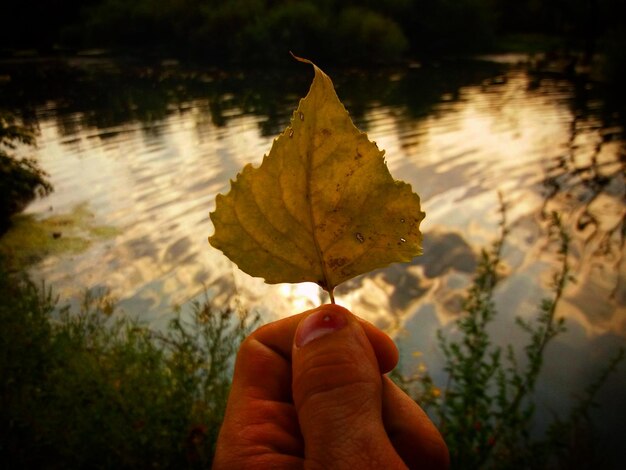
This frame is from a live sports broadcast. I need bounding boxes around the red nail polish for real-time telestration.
[295,307,348,348]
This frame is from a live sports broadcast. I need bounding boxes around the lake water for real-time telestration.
[2,55,625,462]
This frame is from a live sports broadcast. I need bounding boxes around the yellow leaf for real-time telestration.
[209,56,424,302]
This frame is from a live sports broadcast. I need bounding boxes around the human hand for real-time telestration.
[213,304,449,469]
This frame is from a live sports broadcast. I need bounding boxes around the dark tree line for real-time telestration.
[1,0,624,66]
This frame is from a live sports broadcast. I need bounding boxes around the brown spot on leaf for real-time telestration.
[328,257,348,269]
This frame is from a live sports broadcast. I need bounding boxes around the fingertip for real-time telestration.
[295,305,349,348]
[251,304,398,375]
[302,304,399,373]
[300,305,399,373]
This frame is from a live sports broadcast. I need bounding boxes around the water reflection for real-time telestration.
[2,58,624,334]
[534,67,626,336]
[2,58,626,448]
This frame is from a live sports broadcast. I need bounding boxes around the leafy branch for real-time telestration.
[0,112,52,233]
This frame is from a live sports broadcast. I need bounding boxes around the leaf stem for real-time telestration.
[328,289,336,304]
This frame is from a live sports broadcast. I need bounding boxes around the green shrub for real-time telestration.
[399,0,498,57]
[336,6,408,63]
[394,201,624,468]
[0,266,259,468]
[0,114,52,234]
[236,1,330,64]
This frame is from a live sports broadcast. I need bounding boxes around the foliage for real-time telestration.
[0,265,259,468]
[394,200,624,469]
[209,58,424,302]
[335,6,409,63]
[3,0,626,66]
[600,1,626,97]
[0,0,481,63]
[0,113,52,234]
[398,0,498,57]
[233,1,330,65]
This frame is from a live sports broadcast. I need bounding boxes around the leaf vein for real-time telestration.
[232,199,310,273]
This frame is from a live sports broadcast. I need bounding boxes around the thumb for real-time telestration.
[292,304,405,469]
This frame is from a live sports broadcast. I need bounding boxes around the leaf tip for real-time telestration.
[290,51,311,65]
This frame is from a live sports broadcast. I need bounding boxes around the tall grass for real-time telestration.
[394,200,624,469]
[0,265,258,468]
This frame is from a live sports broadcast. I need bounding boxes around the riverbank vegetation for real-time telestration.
[394,204,624,469]
[2,1,625,70]
[0,114,52,234]
[0,264,259,468]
